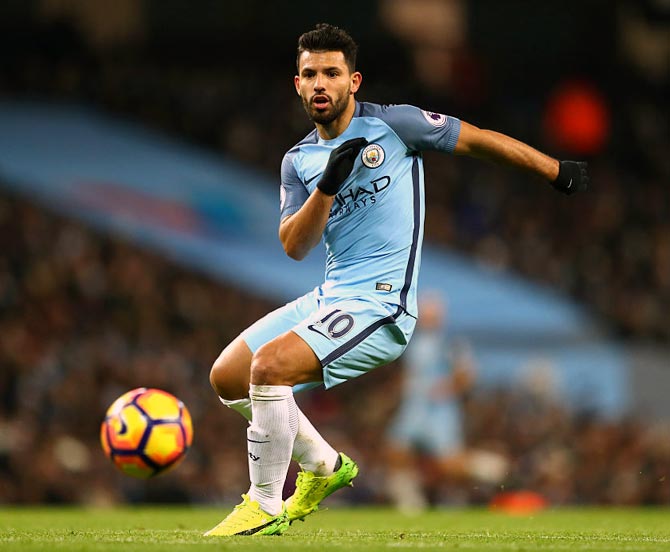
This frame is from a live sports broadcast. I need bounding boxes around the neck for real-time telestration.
[315,98,357,140]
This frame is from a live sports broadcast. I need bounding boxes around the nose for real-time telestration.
[313,74,326,92]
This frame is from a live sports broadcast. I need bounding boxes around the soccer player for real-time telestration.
[205,23,589,536]
[385,294,507,512]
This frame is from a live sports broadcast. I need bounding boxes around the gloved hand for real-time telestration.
[551,160,589,195]
[317,137,368,196]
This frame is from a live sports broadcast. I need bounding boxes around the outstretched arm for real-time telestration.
[454,121,588,194]
[454,121,559,180]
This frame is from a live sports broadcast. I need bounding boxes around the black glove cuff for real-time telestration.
[552,160,588,195]
[553,161,573,192]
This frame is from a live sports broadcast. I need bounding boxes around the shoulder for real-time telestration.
[356,101,421,122]
[357,101,460,153]
[284,128,319,157]
[355,102,411,131]
[354,102,432,135]
[360,102,454,128]
[282,129,319,177]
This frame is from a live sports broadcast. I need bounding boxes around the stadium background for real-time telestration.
[0,0,668,507]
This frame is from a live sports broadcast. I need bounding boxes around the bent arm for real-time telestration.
[279,189,334,261]
[454,121,559,182]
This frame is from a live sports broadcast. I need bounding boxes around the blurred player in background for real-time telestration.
[206,23,589,536]
[385,293,507,512]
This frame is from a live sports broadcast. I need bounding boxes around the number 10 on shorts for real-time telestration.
[308,309,355,340]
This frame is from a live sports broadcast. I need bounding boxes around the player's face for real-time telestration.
[295,50,361,126]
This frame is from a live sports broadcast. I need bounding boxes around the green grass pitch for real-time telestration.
[2,506,670,551]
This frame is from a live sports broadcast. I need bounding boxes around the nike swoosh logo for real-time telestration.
[304,174,320,185]
[567,178,573,189]
[118,416,128,435]
[239,518,283,535]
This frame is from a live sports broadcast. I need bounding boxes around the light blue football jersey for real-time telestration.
[280,102,461,317]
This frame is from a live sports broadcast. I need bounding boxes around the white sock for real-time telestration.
[292,412,339,476]
[220,397,252,420]
[247,385,298,515]
[221,396,338,476]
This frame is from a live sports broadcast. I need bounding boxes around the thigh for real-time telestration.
[250,329,324,387]
[239,289,326,389]
[293,297,416,389]
[212,291,318,399]
[241,290,319,352]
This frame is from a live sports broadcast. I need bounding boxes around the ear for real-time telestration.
[350,71,362,95]
[294,75,301,96]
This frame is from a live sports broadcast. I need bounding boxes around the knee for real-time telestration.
[209,360,229,398]
[210,357,247,401]
[250,342,289,386]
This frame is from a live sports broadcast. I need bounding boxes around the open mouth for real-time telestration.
[312,95,330,110]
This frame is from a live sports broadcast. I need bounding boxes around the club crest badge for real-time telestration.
[361,143,385,169]
[421,110,448,127]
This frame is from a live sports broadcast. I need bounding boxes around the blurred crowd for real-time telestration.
[1,1,669,506]
[2,3,667,340]
[1,190,669,506]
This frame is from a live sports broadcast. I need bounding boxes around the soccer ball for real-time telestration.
[100,387,193,479]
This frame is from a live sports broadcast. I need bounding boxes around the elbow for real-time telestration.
[279,217,313,261]
[282,240,307,261]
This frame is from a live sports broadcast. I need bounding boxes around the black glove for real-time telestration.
[551,160,589,195]
[317,137,368,196]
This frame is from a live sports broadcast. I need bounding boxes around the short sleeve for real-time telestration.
[280,151,308,219]
[374,104,461,153]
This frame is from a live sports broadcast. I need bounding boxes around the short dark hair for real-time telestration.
[296,23,358,72]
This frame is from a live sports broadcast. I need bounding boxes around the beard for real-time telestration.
[301,88,351,125]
